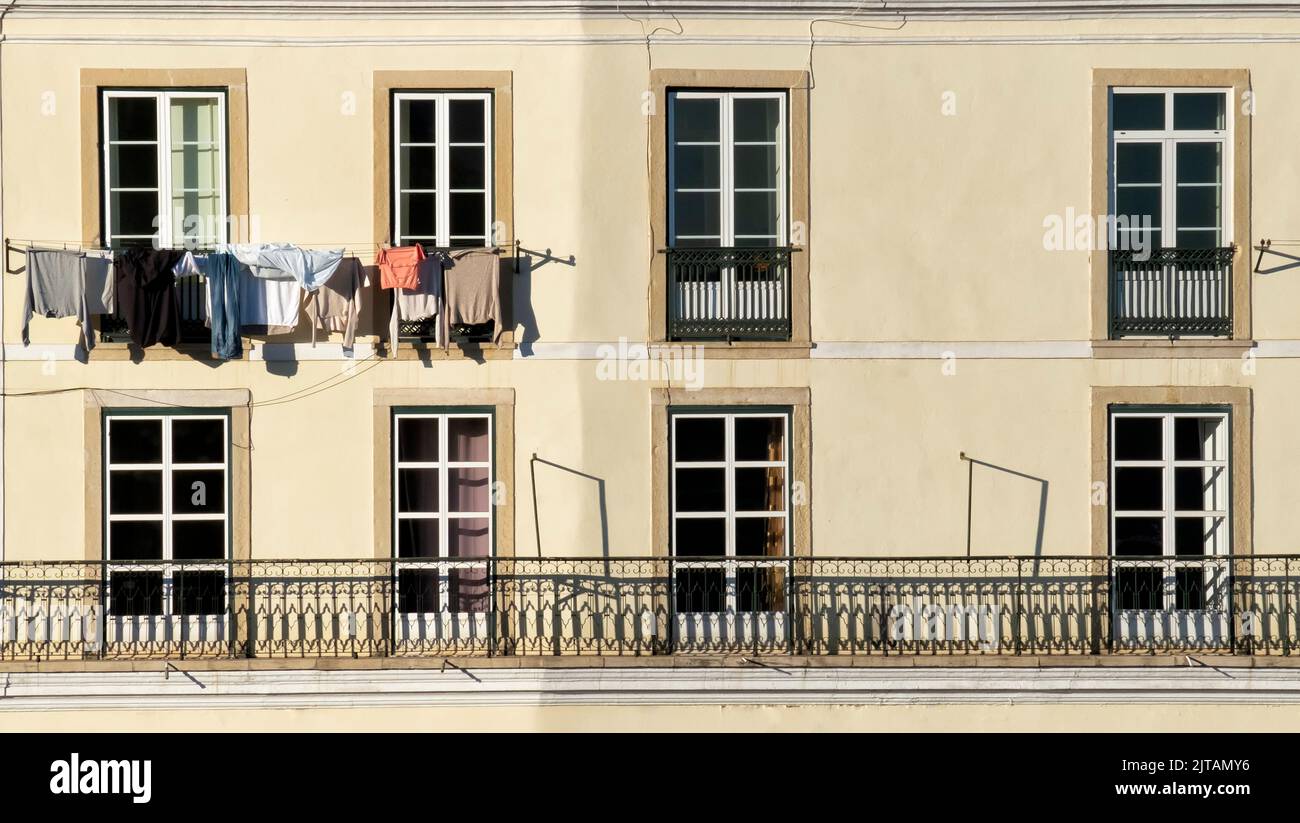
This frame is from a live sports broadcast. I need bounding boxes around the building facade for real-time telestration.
[3,0,1300,731]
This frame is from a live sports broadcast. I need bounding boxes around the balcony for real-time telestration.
[2,555,1297,661]
[1109,246,1235,338]
[100,272,210,344]
[666,246,792,341]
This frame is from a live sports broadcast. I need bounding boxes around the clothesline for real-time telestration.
[15,240,509,358]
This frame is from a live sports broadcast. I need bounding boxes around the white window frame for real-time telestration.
[101,89,229,249]
[104,413,231,617]
[668,90,787,247]
[392,91,493,248]
[670,410,790,615]
[392,410,494,616]
[1109,408,1230,612]
[1109,87,1232,249]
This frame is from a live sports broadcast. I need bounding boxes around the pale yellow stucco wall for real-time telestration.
[2,12,1300,565]
[4,701,1300,732]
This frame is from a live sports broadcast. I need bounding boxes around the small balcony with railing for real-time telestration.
[665,246,794,341]
[1108,246,1236,338]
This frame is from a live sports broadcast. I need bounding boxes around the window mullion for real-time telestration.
[157,92,171,248]
[722,93,734,247]
[437,96,450,247]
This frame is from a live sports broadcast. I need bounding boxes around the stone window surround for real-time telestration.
[1090,384,1251,557]
[1090,68,1252,358]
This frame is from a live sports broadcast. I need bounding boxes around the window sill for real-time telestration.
[384,340,517,361]
[661,340,811,360]
[86,342,243,362]
[1092,339,1256,359]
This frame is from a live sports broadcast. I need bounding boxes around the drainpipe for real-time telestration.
[0,1,18,566]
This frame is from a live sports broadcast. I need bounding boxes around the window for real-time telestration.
[392,92,492,248]
[1110,408,1230,611]
[1110,88,1229,250]
[671,410,789,614]
[102,89,228,249]
[104,412,229,618]
[668,90,786,248]
[393,410,493,615]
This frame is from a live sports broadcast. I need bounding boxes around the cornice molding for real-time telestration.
[7,1,1300,20]
[6,666,1300,710]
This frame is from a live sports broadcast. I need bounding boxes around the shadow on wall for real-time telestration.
[513,247,576,355]
[962,453,1048,564]
[530,453,608,559]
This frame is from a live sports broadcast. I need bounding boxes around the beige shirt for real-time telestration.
[305,257,367,347]
[443,248,503,346]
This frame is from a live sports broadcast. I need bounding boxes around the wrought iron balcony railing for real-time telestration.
[1109,246,1235,338]
[99,273,210,344]
[2,555,1297,661]
[666,246,793,341]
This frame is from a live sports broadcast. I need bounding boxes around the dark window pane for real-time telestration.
[734,144,777,190]
[738,567,784,612]
[1175,229,1220,249]
[675,468,725,512]
[673,144,720,190]
[109,571,163,616]
[674,517,725,556]
[1172,418,1209,466]
[397,468,439,513]
[1115,517,1162,557]
[172,469,224,515]
[172,520,224,560]
[397,417,439,462]
[400,193,436,238]
[1174,467,1216,512]
[398,518,440,558]
[1175,516,1211,556]
[1115,187,1161,228]
[449,566,489,613]
[109,97,158,141]
[399,99,435,143]
[173,570,225,615]
[109,470,162,514]
[172,419,224,464]
[109,521,163,560]
[449,145,485,189]
[1117,567,1163,610]
[112,191,160,237]
[1176,186,1220,230]
[1175,567,1205,610]
[1114,416,1162,461]
[448,417,489,462]
[397,569,439,614]
[734,416,784,461]
[675,568,724,613]
[1112,93,1165,130]
[674,417,724,461]
[110,144,159,189]
[672,191,720,238]
[1173,93,1225,130]
[1114,467,1162,511]
[734,191,778,237]
[448,192,485,237]
[671,97,720,142]
[733,97,780,142]
[400,146,436,189]
[448,517,490,558]
[109,419,162,464]
[735,467,783,512]
[735,517,785,557]
[1115,143,1161,184]
[448,99,486,143]
[1176,143,1222,185]
[449,467,489,513]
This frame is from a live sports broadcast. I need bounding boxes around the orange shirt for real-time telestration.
[376,245,425,290]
